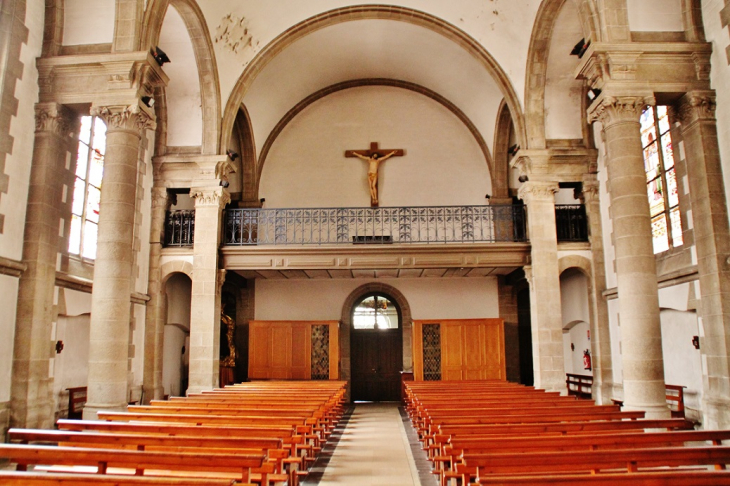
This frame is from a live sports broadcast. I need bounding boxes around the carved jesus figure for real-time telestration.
[352,151,397,206]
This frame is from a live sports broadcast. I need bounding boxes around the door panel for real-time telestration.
[351,330,402,402]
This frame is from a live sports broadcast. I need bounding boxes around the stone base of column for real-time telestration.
[184,386,210,396]
[142,384,165,403]
[621,401,671,419]
[702,396,730,429]
[82,402,128,420]
[593,380,615,405]
[9,398,54,429]
[0,401,10,439]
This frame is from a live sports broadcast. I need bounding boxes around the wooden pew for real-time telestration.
[477,471,730,485]
[0,471,249,486]
[0,444,265,483]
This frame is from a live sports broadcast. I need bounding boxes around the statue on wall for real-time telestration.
[345,142,405,207]
[220,308,236,367]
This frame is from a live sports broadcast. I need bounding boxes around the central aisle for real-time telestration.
[304,402,432,486]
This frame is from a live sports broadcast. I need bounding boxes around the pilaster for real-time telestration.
[84,105,155,419]
[142,187,173,403]
[518,181,564,392]
[11,103,74,428]
[581,177,613,403]
[588,95,669,418]
[677,91,730,428]
[187,187,230,394]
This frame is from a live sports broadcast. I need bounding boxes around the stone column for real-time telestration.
[142,186,172,403]
[678,92,730,428]
[11,103,74,428]
[589,95,669,417]
[518,181,565,392]
[581,177,614,403]
[84,105,154,418]
[187,188,230,394]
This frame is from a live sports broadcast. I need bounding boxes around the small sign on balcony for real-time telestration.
[352,235,393,244]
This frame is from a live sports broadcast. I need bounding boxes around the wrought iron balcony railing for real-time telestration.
[223,205,527,246]
[164,209,195,247]
[555,204,588,242]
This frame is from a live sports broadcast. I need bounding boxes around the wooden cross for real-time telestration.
[345,142,405,207]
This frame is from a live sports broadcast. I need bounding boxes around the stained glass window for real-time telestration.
[69,116,106,259]
[641,106,682,254]
[353,295,399,329]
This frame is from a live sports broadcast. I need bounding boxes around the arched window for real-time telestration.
[352,294,399,330]
[68,115,106,260]
[641,105,682,253]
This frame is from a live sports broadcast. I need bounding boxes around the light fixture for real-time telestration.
[259,198,266,204]
[508,144,520,156]
[227,150,239,161]
[219,180,230,188]
[151,46,170,66]
[141,96,154,108]
[587,88,602,101]
[570,38,590,59]
[518,175,529,183]
[485,194,491,200]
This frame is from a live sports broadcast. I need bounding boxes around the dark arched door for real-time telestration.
[350,294,403,402]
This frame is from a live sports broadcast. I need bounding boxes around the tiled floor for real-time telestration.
[303,403,437,486]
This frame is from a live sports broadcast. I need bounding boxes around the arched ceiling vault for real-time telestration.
[222,5,527,164]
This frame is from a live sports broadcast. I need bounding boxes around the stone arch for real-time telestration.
[160,260,194,284]
[141,0,221,154]
[559,254,592,278]
[221,4,527,154]
[254,79,494,199]
[339,282,413,395]
[524,0,599,148]
[492,100,515,200]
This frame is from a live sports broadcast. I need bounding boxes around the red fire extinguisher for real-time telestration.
[583,349,592,371]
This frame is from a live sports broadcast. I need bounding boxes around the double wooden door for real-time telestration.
[350,329,402,402]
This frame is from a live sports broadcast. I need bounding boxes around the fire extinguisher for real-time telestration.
[583,349,592,371]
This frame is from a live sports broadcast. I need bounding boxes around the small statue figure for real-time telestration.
[220,309,236,367]
[352,151,397,207]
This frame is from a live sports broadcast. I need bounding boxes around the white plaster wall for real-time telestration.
[160,6,204,147]
[255,277,499,321]
[544,1,584,140]
[0,275,19,402]
[660,308,702,415]
[701,0,730,230]
[0,0,44,261]
[560,270,590,327]
[53,315,90,398]
[163,326,187,397]
[62,0,115,45]
[260,86,491,208]
[166,273,192,330]
[200,0,541,107]
[628,0,684,32]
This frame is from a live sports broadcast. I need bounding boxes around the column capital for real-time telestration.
[191,187,231,208]
[91,104,156,133]
[151,186,173,211]
[581,177,601,203]
[587,94,655,126]
[677,90,716,125]
[34,103,74,136]
[517,181,559,204]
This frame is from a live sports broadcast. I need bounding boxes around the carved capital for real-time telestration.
[191,188,231,208]
[517,181,559,204]
[91,104,156,133]
[34,103,74,135]
[581,178,601,204]
[151,186,173,211]
[588,95,654,126]
[678,91,716,125]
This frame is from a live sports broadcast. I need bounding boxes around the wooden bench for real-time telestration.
[0,471,249,486]
[65,386,87,420]
[476,471,730,485]
[0,444,265,483]
[566,373,593,399]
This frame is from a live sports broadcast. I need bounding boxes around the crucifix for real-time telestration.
[345,142,405,207]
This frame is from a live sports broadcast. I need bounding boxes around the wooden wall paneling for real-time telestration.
[328,321,340,380]
[412,322,425,381]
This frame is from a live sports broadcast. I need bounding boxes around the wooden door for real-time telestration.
[351,329,402,401]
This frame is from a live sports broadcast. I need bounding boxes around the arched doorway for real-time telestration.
[350,293,403,402]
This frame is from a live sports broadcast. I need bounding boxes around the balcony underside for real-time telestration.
[220,242,531,279]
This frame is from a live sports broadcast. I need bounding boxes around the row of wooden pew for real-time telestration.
[405,380,730,485]
[0,380,347,485]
